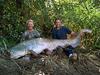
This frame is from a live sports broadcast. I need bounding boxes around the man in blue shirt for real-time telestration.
[51,25,71,39]
[51,18,75,58]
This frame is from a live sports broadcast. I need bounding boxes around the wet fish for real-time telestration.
[10,29,92,58]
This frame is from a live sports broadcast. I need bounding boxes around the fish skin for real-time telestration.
[10,29,92,59]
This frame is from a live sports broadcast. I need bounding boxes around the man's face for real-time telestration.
[55,20,62,28]
[27,22,34,30]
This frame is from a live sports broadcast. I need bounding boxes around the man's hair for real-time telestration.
[26,19,34,25]
[54,18,62,24]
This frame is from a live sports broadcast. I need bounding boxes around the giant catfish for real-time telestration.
[10,29,92,59]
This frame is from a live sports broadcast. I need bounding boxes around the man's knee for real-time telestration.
[64,45,74,57]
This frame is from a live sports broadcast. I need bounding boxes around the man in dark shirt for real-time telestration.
[51,26,71,39]
[51,18,75,58]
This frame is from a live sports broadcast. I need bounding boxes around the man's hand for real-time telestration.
[67,32,77,39]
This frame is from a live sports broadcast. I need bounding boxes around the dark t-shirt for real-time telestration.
[51,26,71,39]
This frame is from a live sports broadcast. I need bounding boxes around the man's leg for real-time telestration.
[64,45,74,57]
[64,45,78,64]
[27,50,38,60]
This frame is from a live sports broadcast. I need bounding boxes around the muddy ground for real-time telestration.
[0,49,100,75]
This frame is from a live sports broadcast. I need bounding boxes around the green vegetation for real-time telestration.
[0,0,100,49]
[0,1,100,75]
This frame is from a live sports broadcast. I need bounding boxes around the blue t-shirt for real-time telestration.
[51,26,71,39]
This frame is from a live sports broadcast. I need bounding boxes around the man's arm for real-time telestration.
[20,31,27,42]
[65,27,72,39]
[67,31,78,40]
[34,30,41,38]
